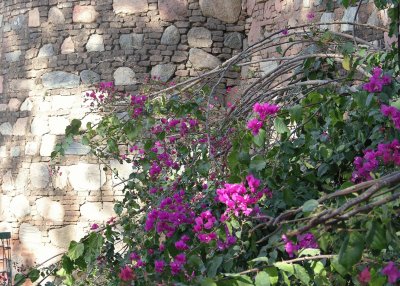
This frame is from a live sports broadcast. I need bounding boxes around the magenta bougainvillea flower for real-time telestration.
[358,267,371,284]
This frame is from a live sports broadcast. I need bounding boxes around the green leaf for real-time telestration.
[65,119,82,136]
[207,256,224,277]
[253,129,266,147]
[28,269,40,282]
[255,271,271,286]
[274,117,290,134]
[391,99,400,109]
[265,268,279,285]
[342,56,351,71]
[294,265,310,285]
[298,248,321,257]
[317,163,329,177]
[250,155,266,172]
[338,232,364,269]
[14,273,26,286]
[67,241,84,261]
[274,262,294,274]
[302,200,319,213]
[201,278,217,286]
[289,105,302,123]
[251,257,270,263]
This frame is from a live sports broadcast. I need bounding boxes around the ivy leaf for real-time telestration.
[67,241,85,261]
[338,232,364,269]
[342,55,351,71]
[274,262,295,274]
[302,199,319,213]
[274,117,290,134]
[251,257,270,263]
[289,105,302,123]
[265,268,279,285]
[207,256,223,277]
[250,155,266,172]
[28,269,40,282]
[294,264,310,285]
[317,163,329,177]
[14,273,26,286]
[298,248,321,257]
[201,278,217,286]
[255,271,271,286]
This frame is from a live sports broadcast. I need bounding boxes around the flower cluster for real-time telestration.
[247,102,280,135]
[170,253,187,276]
[352,139,400,182]
[175,235,190,250]
[144,191,195,237]
[217,174,270,217]
[217,226,237,251]
[193,210,217,243]
[130,252,145,268]
[382,261,400,284]
[362,67,391,93]
[282,233,319,257]
[130,94,147,118]
[381,104,400,130]
[119,266,135,282]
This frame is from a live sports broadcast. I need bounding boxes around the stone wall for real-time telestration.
[0,0,391,276]
[0,0,245,272]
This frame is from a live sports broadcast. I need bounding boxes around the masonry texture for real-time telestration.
[0,0,390,274]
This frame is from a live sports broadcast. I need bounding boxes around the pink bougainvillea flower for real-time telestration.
[155,260,165,273]
[282,28,289,35]
[381,104,400,130]
[119,266,135,281]
[358,267,371,284]
[90,223,99,230]
[247,118,263,135]
[306,12,315,20]
[382,261,400,284]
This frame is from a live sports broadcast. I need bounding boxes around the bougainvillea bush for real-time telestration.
[15,9,400,286]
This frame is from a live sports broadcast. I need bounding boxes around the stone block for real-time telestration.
[65,142,91,155]
[10,195,30,219]
[30,163,50,189]
[5,51,21,62]
[151,64,176,82]
[260,60,278,77]
[13,117,29,136]
[199,0,242,23]
[19,223,42,245]
[0,76,3,93]
[15,168,29,191]
[10,147,20,157]
[86,34,105,52]
[1,172,14,192]
[20,98,34,111]
[28,8,40,27]
[119,33,144,49]
[61,37,75,54]
[188,27,212,48]
[0,195,11,220]
[0,146,7,158]
[31,117,50,135]
[53,166,69,189]
[113,0,149,14]
[0,122,13,136]
[68,163,106,191]
[80,202,115,222]
[320,12,334,31]
[10,79,35,91]
[49,117,69,135]
[80,70,100,85]
[73,5,98,23]
[341,7,358,32]
[49,225,84,249]
[25,141,39,156]
[48,7,65,24]
[189,48,221,70]
[40,134,57,156]
[38,43,55,57]
[158,0,188,21]
[114,67,137,85]
[8,98,22,111]
[224,32,242,49]
[36,197,65,222]
[42,71,80,89]
[161,25,180,45]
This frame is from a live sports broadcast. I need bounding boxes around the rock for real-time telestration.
[247,0,256,14]
[158,0,188,21]
[341,7,358,32]
[48,7,65,24]
[38,43,55,57]
[10,79,35,91]
[248,20,262,46]
[53,166,69,189]
[260,60,278,77]
[49,117,69,135]
[86,34,105,52]
[40,134,57,156]
[19,223,42,245]
[28,8,40,27]
[224,32,242,49]
[187,27,212,48]
[199,0,242,23]
[320,12,334,31]
[0,105,6,112]
[80,202,115,222]
[10,147,20,157]
[10,14,26,30]
[15,168,29,191]
[13,118,29,136]
[31,117,50,135]
[161,25,180,45]
[49,225,84,249]
[0,146,7,158]
[189,48,221,70]
[2,172,14,192]
[114,67,137,85]
[10,195,30,218]
[20,98,34,111]
[113,0,149,14]
[68,163,106,191]
[0,195,11,220]
[61,37,75,54]
[42,71,80,89]
[0,76,3,93]
[5,51,21,62]
[8,98,22,111]
[80,70,100,85]
[110,160,133,191]
[30,163,50,189]
[65,142,91,155]
[151,64,176,82]
[25,141,39,156]
[119,33,144,49]
[367,10,379,26]
[0,122,13,135]
[73,5,98,23]
[36,197,65,222]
